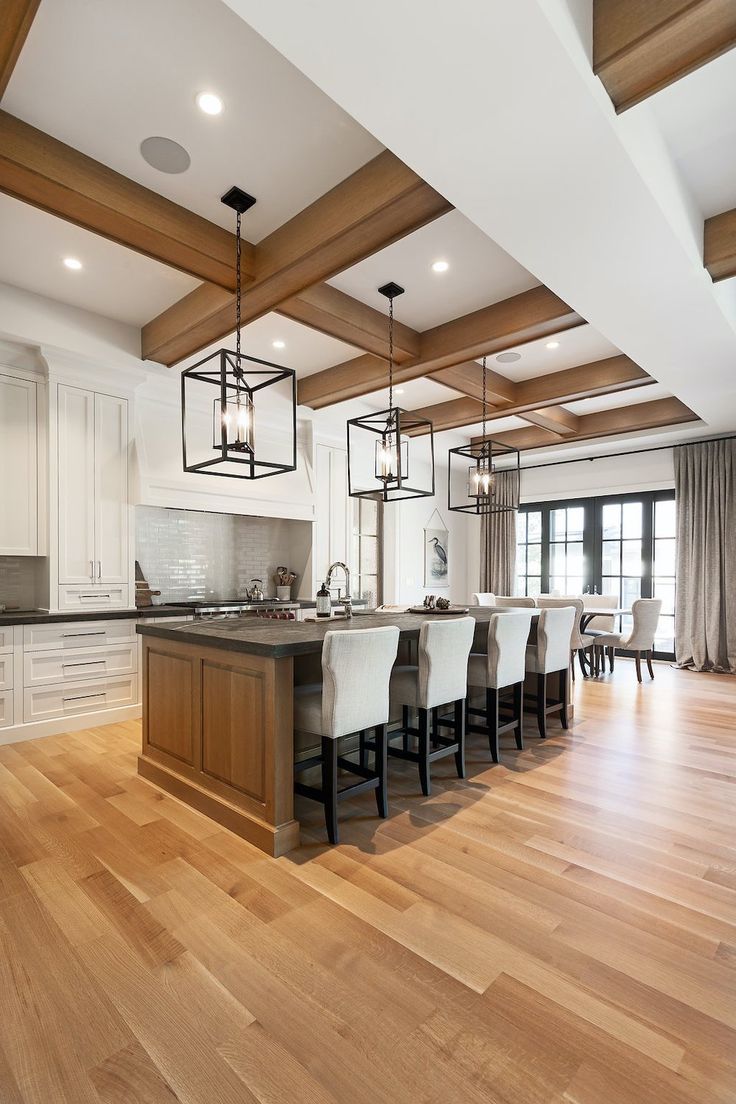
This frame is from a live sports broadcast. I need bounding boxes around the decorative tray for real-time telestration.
[408,606,470,615]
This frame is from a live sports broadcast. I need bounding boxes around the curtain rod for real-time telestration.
[511,432,736,473]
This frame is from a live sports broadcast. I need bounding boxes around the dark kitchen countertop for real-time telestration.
[137,606,536,659]
[0,605,192,626]
[296,598,369,609]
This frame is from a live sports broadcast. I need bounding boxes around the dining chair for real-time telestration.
[387,617,475,795]
[466,611,532,762]
[537,596,597,678]
[472,592,496,606]
[524,605,576,738]
[591,598,662,682]
[495,596,537,607]
[293,625,400,844]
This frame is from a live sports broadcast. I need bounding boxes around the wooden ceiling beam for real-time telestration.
[0,110,250,290]
[277,283,419,360]
[593,0,736,112]
[0,0,40,98]
[519,406,580,437]
[469,397,700,451]
[704,206,736,281]
[142,151,451,364]
[298,286,583,408]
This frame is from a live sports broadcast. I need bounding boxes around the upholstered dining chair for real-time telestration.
[472,592,496,606]
[592,598,662,682]
[536,596,597,679]
[524,605,576,738]
[293,625,400,844]
[387,617,475,795]
[466,611,532,762]
[495,596,537,607]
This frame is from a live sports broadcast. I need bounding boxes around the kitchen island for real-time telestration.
[136,609,547,855]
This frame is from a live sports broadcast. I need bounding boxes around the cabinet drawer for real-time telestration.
[24,674,138,723]
[0,653,12,691]
[24,642,137,687]
[58,585,129,612]
[0,690,12,728]
[24,618,136,652]
[0,626,13,653]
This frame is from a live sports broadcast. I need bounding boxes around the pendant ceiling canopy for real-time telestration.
[181,187,297,480]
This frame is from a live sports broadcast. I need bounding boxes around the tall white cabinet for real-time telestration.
[0,373,39,556]
[314,443,351,589]
[57,385,130,609]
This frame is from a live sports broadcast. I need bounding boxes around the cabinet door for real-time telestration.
[0,374,38,555]
[94,393,128,585]
[58,385,95,582]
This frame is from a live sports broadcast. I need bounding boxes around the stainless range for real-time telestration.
[177,598,300,620]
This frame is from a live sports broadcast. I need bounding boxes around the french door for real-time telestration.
[516,490,676,658]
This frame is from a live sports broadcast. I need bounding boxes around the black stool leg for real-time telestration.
[374,724,388,817]
[402,705,411,752]
[537,674,547,738]
[418,708,431,796]
[486,686,500,764]
[609,647,615,672]
[454,698,466,779]
[359,730,367,769]
[513,680,524,749]
[322,735,339,845]
[560,668,569,730]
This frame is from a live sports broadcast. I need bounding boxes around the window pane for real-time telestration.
[622,501,642,539]
[361,575,379,605]
[654,578,675,615]
[359,497,378,536]
[567,507,584,541]
[622,576,641,611]
[527,577,542,597]
[528,512,542,541]
[550,543,566,575]
[655,498,676,539]
[655,614,674,652]
[602,576,622,604]
[567,577,584,594]
[602,503,621,539]
[601,541,619,576]
[622,540,642,575]
[527,544,541,574]
[516,513,527,542]
[360,536,378,575]
[566,542,584,575]
[549,576,565,595]
[516,544,527,573]
[551,509,566,540]
[654,537,675,576]
[515,576,525,597]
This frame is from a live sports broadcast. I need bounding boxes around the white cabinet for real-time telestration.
[314,444,350,588]
[57,385,129,600]
[0,373,38,555]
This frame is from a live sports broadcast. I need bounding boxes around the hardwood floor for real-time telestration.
[0,660,735,1103]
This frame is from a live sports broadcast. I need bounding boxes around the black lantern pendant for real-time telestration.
[448,356,520,514]
[181,187,297,480]
[347,282,435,502]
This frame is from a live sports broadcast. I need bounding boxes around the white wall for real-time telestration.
[519,448,675,503]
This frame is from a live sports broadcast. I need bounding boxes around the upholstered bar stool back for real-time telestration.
[536,596,596,679]
[524,605,575,738]
[495,596,537,607]
[472,592,496,606]
[294,625,399,844]
[467,611,532,762]
[592,598,662,682]
[388,616,475,795]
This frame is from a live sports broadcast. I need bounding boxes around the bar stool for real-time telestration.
[466,611,532,762]
[472,592,496,606]
[524,606,575,738]
[387,617,475,796]
[536,597,598,679]
[293,625,400,844]
[495,596,537,607]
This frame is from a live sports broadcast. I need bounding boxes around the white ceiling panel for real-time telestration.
[328,210,539,330]
[2,0,383,242]
[486,323,622,382]
[0,194,199,326]
[565,383,672,415]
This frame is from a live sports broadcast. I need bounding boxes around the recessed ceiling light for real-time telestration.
[431,260,449,273]
[496,351,521,363]
[395,388,404,394]
[63,257,82,271]
[546,340,560,350]
[272,339,286,349]
[196,91,223,116]
[140,136,191,174]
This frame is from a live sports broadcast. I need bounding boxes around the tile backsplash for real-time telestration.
[135,506,312,602]
[0,556,45,610]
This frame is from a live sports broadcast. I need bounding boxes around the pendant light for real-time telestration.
[347,282,435,502]
[448,356,520,514]
[181,187,297,479]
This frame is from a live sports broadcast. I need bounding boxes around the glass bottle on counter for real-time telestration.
[316,581,331,618]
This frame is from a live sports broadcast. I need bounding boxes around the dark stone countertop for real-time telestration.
[137,606,537,659]
[0,605,192,627]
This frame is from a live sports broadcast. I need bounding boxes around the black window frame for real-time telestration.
[516,489,675,661]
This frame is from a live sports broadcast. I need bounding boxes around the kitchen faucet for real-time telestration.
[326,562,352,618]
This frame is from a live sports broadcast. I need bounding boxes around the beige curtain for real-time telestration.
[480,469,519,595]
[674,439,736,673]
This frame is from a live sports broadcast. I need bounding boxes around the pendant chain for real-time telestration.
[481,355,487,447]
[388,295,394,411]
[235,210,242,370]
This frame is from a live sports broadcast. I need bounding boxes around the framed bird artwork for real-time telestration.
[424,509,449,587]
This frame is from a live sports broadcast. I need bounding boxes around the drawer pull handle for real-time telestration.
[80,594,110,599]
[63,692,106,703]
[60,631,106,638]
[62,660,106,669]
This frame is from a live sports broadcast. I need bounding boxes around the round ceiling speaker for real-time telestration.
[495,351,521,363]
[140,136,191,174]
